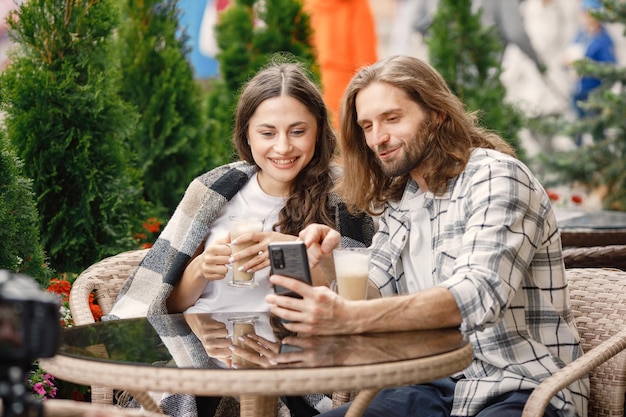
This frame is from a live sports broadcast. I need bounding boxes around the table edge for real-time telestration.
[40,343,473,396]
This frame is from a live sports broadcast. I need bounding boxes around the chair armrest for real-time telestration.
[68,249,148,326]
[69,276,98,325]
[563,245,626,269]
[521,326,626,417]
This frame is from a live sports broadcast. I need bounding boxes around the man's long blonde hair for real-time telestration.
[335,55,515,215]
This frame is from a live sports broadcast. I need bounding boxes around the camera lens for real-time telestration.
[271,248,285,269]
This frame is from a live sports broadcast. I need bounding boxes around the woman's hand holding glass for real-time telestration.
[197,235,232,281]
[228,231,297,275]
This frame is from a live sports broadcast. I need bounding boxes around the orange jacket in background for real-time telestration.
[303,0,378,129]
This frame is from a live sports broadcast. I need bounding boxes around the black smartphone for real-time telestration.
[269,241,312,298]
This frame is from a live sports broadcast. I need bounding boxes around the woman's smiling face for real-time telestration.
[248,95,318,197]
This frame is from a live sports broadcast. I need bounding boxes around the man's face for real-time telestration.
[355,81,431,178]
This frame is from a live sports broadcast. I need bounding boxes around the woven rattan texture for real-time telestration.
[522,268,626,417]
[563,245,626,270]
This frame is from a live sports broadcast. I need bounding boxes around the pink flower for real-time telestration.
[33,383,46,395]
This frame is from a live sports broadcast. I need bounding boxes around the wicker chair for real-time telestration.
[522,268,626,417]
[69,249,149,406]
[563,245,626,270]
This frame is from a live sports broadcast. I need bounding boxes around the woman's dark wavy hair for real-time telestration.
[233,60,337,235]
[336,55,516,215]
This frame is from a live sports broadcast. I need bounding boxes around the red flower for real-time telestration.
[546,190,560,202]
[571,195,583,204]
[90,304,103,321]
[134,217,161,249]
[143,217,162,234]
[47,279,71,302]
[87,294,102,321]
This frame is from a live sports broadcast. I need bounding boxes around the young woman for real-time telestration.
[166,60,375,315]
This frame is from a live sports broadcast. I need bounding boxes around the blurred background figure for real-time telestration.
[411,0,546,73]
[387,0,428,59]
[302,0,378,129]
[198,0,230,60]
[566,0,616,138]
[504,0,579,118]
[178,0,228,79]
[402,0,566,119]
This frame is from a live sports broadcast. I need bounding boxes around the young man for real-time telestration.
[265,56,589,417]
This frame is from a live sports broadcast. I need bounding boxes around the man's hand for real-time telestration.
[298,223,340,268]
[265,274,361,335]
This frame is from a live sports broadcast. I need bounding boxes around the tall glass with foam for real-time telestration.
[332,247,371,300]
[229,216,264,288]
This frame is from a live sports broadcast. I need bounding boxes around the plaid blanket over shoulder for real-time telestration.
[108,161,257,319]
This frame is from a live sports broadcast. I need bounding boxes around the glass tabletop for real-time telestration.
[555,209,626,230]
[58,312,467,370]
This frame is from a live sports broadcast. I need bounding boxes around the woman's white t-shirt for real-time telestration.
[185,173,285,313]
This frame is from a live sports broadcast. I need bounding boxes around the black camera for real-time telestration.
[1,270,60,417]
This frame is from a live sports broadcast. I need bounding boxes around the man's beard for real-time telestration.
[376,124,431,178]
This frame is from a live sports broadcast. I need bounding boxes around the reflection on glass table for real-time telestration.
[40,312,473,417]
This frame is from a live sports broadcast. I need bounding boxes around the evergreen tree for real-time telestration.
[427,0,525,159]
[0,0,144,273]
[204,0,319,168]
[0,132,53,286]
[118,0,207,217]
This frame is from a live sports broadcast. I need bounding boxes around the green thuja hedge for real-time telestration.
[0,132,52,286]
[118,0,207,217]
[0,0,144,273]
